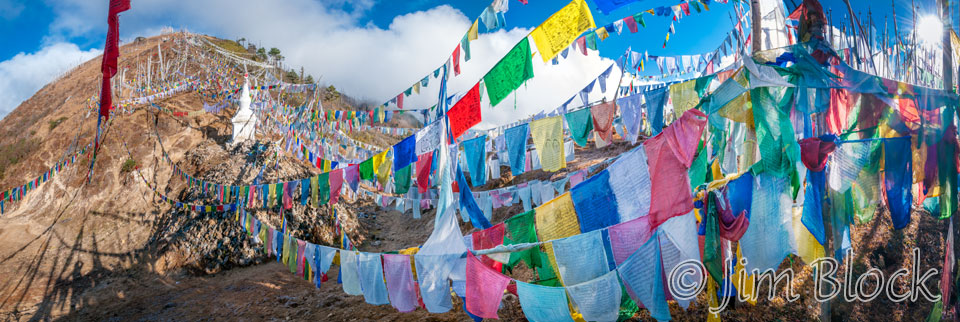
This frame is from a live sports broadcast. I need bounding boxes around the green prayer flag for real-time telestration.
[461,34,471,62]
[504,210,543,269]
[585,32,598,50]
[359,159,374,180]
[394,165,412,195]
[750,87,799,177]
[688,143,708,193]
[634,13,645,28]
[275,183,283,207]
[318,172,330,205]
[703,195,722,285]
[483,37,534,107]
[564,108,594,147]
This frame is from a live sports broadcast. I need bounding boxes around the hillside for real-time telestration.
[0,31,948,322]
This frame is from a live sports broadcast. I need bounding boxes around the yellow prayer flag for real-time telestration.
[669,79,699,119]
[596,28,609,41]
[377,152,393,188]
[530,115,566,172]
[733,245,757,305]
[534,192,580,241]
[791,207,824,264]
[529,0,596,62]
[372,151,386,175]
[468,20,479,41]
[413,82,420,95]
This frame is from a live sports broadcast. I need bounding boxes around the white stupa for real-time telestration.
[231,75,257,144]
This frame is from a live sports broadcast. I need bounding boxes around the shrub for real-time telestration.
[121,159,138,173]
[48,117,67,131]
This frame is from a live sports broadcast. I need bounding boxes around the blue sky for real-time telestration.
[0,0,951,124]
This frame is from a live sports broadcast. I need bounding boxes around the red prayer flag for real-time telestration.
[396,93,404,109]
[99,0,131,120]
[416,153,433,194]
[447,82,482,141]
[452,44,462,76]
[576,37,587,55]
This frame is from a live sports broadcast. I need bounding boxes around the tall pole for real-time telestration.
[942,0,960,316]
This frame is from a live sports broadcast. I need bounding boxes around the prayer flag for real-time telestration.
[530,0,596,62]
[484,38,534,106]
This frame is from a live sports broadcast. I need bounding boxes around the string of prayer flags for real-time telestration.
[483,37,534,107]
[448,83,482,141]
[530,116,566,172]
[530,0,596,63]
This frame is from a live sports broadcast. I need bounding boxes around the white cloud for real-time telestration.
[0,42,101,119]
[31,0,618,127]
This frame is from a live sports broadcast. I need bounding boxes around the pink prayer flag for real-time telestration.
[453,44,462,76]
[282,182,293,210]
[383,254,419,312]
[466,252,511,319]
[296,239,306,277]
[608,216,654,265]
[330,169,343,204]
[624,16,638,33]
[570,170,586,187]
[576,37,587,56]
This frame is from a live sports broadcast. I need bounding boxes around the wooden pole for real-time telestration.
[942,0,960,316]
